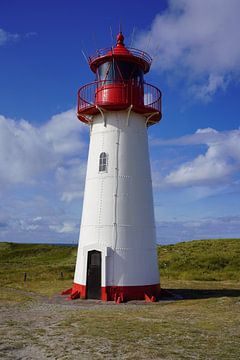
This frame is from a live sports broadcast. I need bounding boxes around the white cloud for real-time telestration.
[49,222,78,234]
[42,110,86,156]
[0,115,54,184]
[195,128,218,135]
[56,159,86,202]
[156,216,240,244]
[151,127,220,146]
[0,112,239,244]
[0,110,89,243]
[165,154,232,186]
[0,28,20,46]
[191,74,229,102]
[151,128,240,187]
[33,216,42,222]
[0,110,87,188]
[136,0,240,100]
[0,28,37,46]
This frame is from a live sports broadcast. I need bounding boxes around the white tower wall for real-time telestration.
[74,110,160,294]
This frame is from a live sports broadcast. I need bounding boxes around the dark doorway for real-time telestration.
[86,250,101,299]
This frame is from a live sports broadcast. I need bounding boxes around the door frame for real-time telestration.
[86,250,102,299]
[82,244,111,291]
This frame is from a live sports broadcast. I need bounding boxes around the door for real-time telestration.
[86,250,101,299]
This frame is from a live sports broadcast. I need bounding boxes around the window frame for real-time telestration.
[99,152,108,173]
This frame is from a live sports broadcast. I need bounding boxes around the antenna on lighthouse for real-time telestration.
[145,32,153,53]
[80,40,89,65]
[81,50,89,65]
[130,25,136,47]
[110,26,114,47]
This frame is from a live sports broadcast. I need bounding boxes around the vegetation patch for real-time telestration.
[0,243,76,297]
[0,239,239,359]
[158,238,240,281]
[0,239,239,298]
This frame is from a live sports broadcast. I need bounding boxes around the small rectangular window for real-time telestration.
[99,152,108,172]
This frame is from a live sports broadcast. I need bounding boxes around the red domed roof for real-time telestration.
[89,32,152,73]
[111,32,131,56]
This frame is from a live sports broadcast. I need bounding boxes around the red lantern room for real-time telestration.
[77,32,162,126]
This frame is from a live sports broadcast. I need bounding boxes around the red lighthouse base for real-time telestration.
[62,283,161,303]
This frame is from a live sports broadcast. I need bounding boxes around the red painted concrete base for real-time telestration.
[64,283,161,302]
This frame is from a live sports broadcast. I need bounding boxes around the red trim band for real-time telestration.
[71,283,161,302]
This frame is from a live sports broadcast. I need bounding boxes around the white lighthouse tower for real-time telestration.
[69,32,162,302]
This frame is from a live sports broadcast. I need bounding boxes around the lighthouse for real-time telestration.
[70,32,162,302]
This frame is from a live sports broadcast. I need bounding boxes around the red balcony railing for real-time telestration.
[77,80,162,125]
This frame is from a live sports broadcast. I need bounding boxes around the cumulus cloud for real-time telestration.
[0,110,87,186]
[0,109,90,243]
[0,112,239,243]
[0,109,89,243]
[165,154,232,186]
[151,128,240,186]
[0,115,54,184]
[42,110,86,156]
[56,159,87,202]
[152,127,219,146]
[191,74,229,102]
[136,0,240,100]
[0,206,80,243]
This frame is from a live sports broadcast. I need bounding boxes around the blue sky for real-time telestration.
[0,0,240,244]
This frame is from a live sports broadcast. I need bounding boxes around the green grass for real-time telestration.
[0,242,77,296]
[0,239,239,297]
[0,239,239,359]
[158,238,240,281]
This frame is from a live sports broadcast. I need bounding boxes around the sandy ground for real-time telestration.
[0,290,163,360]
[1,287,240,360]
